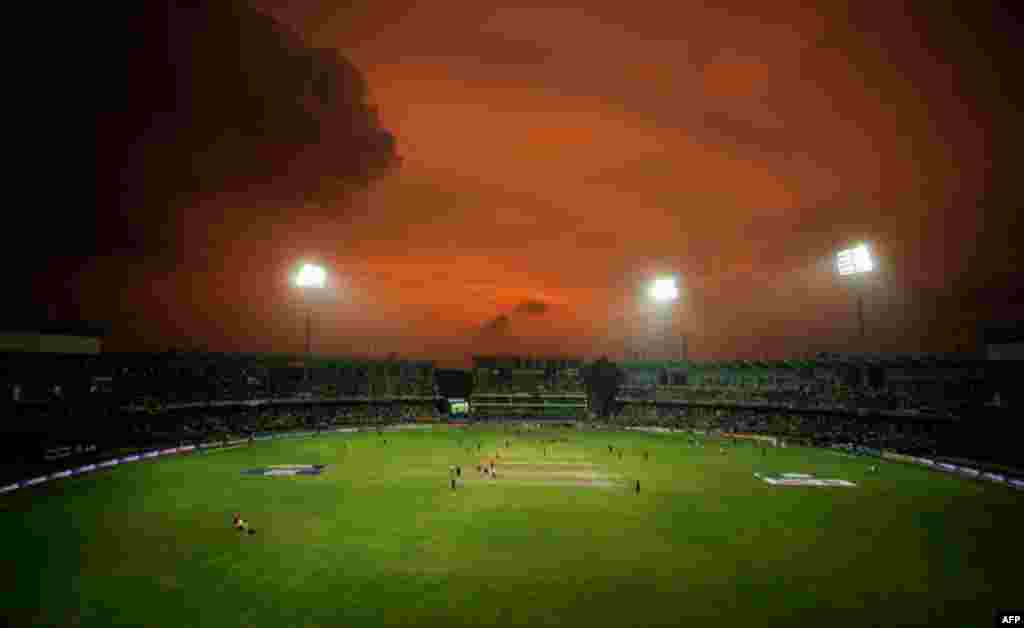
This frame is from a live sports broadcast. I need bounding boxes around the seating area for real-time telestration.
[134,403,443,446]
[608,403,939,456]
[618,354,990,416]
[632,385,929,414]
[3,351,1008,476]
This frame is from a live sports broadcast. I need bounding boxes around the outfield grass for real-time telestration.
[1,425,1020,628]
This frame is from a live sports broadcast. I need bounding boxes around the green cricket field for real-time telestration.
[2,425,1020,627]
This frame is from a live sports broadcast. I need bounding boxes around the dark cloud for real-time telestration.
[475,300,558,355]
[480,314,510,335]
[481,300,550,338]
[514,300,549,315]
[93,0,399,262]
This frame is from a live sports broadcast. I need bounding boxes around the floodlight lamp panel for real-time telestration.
[836,244,873,276]
[836,250,854,276]
[836,250,858,276]
[650,277,679,302]
[296,263,326,288]
[853,244,873,273]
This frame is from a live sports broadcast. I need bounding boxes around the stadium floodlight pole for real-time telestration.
[835,243,874,346]
[294,263,327,389]
[649,276,680,361]
[857,295,864,343]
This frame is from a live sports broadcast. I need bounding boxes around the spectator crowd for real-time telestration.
[125,403,442,449]
[608,403,938,456]
[622,384,943,415]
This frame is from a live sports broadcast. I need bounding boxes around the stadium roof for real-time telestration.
[982,321,1024,345]
[0,320,109,337]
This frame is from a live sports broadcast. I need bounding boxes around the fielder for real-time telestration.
[232,513,256,535]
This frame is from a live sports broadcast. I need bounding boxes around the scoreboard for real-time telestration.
[448,398,470,417]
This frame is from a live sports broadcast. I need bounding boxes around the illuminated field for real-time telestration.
[2,426,1020,628]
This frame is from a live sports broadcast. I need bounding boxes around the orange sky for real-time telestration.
[75,1,1023,367]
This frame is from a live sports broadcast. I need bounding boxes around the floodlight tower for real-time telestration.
[648,276,686,362]
[294,263,327,387]
[835,244,874,345]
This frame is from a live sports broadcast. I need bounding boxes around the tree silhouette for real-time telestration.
[582,357,625,418]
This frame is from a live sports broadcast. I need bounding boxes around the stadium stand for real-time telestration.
[1,350,1016,485]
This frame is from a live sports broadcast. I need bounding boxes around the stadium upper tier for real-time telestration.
[0,351,436,404]
[0,351,1008,416]
[472,355,584,394]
